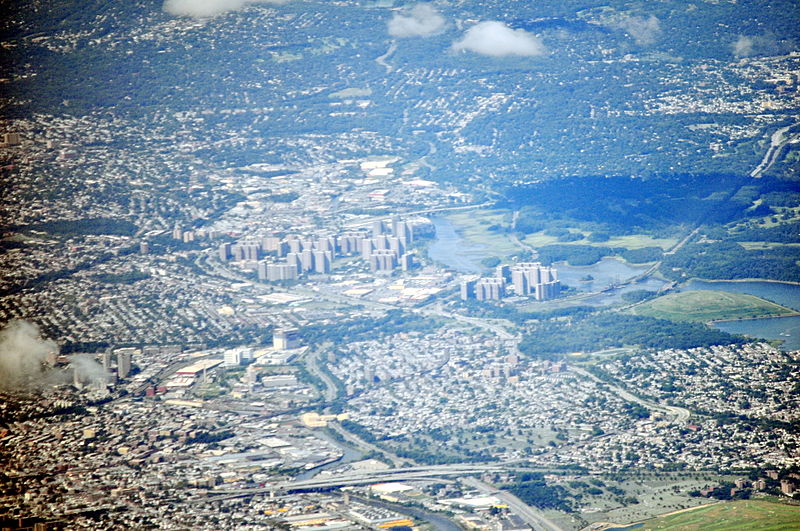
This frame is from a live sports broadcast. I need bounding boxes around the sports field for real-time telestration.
[630,290,795,322]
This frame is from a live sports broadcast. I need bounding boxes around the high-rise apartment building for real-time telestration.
[511,262,560,300]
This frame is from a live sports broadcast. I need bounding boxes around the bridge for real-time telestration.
[204,462,556,499]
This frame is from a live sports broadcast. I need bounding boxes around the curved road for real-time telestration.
[375,41,397,73]
[750,122,800,178]
[570,366,690,425]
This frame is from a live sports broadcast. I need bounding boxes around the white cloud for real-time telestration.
[612,15,661,46]
[388,3,446,38]
[163,0,288,18]
[0,320,57,391]
[731,34,796,58]
[733,35,755,58]
[452,21,545,57]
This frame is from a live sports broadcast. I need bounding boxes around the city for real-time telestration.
[2,0,800,530]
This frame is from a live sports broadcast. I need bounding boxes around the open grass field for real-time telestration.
[521,231,677,250]
[629,290,796,322]
[445,210,519,258]
[637,498,800,530]
[739,241,800,251]
[601,234,678,250]
[522,231,561,247]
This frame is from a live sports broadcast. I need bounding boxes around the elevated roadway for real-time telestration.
[205,462,555,498]
[463,477,565,531]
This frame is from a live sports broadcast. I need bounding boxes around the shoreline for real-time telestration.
[706,311,800,324]
[707,311,800,324]
[684,277,800,287]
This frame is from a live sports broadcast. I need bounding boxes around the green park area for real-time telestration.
[636,498,800,530]
[523,231,677,250]
[630,290,796,323]
[445,209,519,258]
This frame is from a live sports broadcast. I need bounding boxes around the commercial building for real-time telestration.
[273,328,300,350]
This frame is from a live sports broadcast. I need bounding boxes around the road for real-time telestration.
[132,351,223,395]
[662,227,700,256]
[750,122,800,178]
[463,477,565,531]
[207,463,553,496]
[569,366,690,425]
[423,303,516,340]
[509,210,540,259]
[343,201,494,229]
[350,495,462,531]
[375,41,397,73]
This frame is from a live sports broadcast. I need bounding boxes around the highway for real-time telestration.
[304,346,339,402]
[463,477,565,531]
[750,122,800,178]
[422,303,516,340]
[350,495,461,531]
[375,41,397,74]
[343,201,494,229]
[205,462,556,498]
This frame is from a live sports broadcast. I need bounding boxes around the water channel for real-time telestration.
[294,430,364,481]
[556,258,666,305]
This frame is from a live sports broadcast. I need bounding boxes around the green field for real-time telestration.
[637,498,800,530]
[445,209,520,258]
[522,231,677,250]
[629,290,796,322]
[522,231,562,247]
[739,242,800,251]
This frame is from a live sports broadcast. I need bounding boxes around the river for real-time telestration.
[428,217,486,273]
[294,430,364,481]
[556,258,666,305]
[682,279,800,311]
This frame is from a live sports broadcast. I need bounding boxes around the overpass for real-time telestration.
[204,462,557,499]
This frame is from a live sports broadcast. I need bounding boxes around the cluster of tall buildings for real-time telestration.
[508,262,561,300]
[461,262,560,302]
[139,224,222,254]
[219,216,419,282]
[98,347,138,382]
[171,224,220,245]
